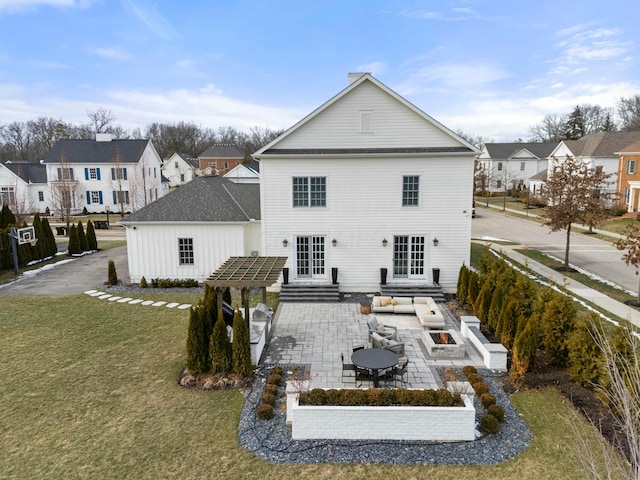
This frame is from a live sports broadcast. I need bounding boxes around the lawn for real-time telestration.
[1,294,622,479]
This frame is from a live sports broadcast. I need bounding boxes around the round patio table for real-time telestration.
[351,348,398,388]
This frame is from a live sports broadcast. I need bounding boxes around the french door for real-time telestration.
[393,235,425,279]
[296,236,326,279]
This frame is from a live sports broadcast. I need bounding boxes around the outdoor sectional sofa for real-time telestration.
[371,296,446,329]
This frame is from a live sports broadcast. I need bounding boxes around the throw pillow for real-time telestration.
[390,298,398,305]
[380,299,389,307]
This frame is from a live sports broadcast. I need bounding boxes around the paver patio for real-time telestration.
[262,300,486,390]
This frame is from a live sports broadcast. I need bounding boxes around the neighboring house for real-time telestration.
[198,144,245,176]
[475,142,555,194]
[528,169,547,196]
[0,161,49,215]
[42,133,164,215]
[119,175,261,283]
[162,152,199,188]
[549,131,640,196]
[615,139,640,212]
[253,72,479,293]
[224,161,260,184]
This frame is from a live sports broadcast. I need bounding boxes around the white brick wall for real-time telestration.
[460,316,508,371]
[290,393,475,441]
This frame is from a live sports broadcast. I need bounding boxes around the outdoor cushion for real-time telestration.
[394,297,412,305]
[413,296,432,304]
[380,298,390,307]
[390,298,398,305]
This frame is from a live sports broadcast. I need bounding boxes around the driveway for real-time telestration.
[0,227,129,295]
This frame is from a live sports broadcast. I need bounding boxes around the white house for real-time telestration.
[224,162,260,184]
[253,73,479,293]
[475,142,556,194]
[162,152,199,188]
[42,133,165,215]
[119,175,261,283]
[0,161,49,216]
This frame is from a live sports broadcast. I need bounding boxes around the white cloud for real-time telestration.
[122,0,177,40]
[355,61,387,76]
[88,47,131,60]
[0,0,91,14]
[555,25,632,64]
[27,59,71,69]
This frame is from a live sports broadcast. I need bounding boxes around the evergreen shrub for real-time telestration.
[139,276,148,288]
[487,404,505,422]
[107,260,118,286]
[261,393,276,406]
[480,413,500,434]
[256,404,274,420]
[267,374,282,386]
[480,393,496,408]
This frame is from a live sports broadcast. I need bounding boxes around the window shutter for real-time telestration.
[99,191,103,204]
[57,168,62,180]
[86,191,91,204]
[96,168,101,180]
[123,168,127,180]
[111,168,115,180]
[70,168,74,180]
[84,168,89,180]
[125,191,129,203]
[113,191,117,204]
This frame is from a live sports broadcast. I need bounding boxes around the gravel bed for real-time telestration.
[238,367,531,465]
[104,285,203,295]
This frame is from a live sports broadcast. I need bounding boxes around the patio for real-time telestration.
[261,299,487,390]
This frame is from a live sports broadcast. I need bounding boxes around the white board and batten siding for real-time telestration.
[261,157,473,293]
[125,221,261,283]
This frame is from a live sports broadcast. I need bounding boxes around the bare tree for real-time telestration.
[617,95,640,132]
[87,108,115,134]
[541,155,615,271]
[529,114,567,142]
[50,153,82,233]
[614,224,640,304]
[109,149,130,216]
[1,121,34,162]
[454,129,493,149]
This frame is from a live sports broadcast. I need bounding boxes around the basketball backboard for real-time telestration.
[16,226,37,245]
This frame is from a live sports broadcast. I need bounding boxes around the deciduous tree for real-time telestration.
[614,223,640,304]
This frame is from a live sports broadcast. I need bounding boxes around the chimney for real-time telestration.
[348,72,368,84]
[96,133,113,142]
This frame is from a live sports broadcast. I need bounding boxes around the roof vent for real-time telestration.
[96,133,113,142]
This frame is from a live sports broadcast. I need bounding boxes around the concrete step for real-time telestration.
[279,283,341,302]
[380,284,445,302]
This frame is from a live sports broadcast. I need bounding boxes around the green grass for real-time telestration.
[0,293,622,479]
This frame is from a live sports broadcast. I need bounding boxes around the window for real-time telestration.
[113,190,130,204]
[85,167,100,180]
[154,167,157,178]
[496,179,502,189]
[38,191,44,202]
[402,175,420,206]
[178,238,194,265]
[180,173,185,182]
[627,160,637,174]
[292,177,326,207]
[87,191,103,204]
[57,167,74,180]
[111,167,127,180]
[624,187,630,204]
[520,162,525,171]
[518,179,524,186]
[208,161,217,167]
[0,186,15,206]
[224,161,229,169]
[497,162,503,171]
[360,111,373,133]
[175,161,179,168]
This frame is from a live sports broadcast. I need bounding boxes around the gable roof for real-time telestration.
[2,162,47,183]
[119,175,260,223]
[561,131,640,157]
[175,152,199,168]
[616,139,640,154]
[43,139,150,164]
[483,142,556,159]
[199,144,245,159]
[254,73,478,157]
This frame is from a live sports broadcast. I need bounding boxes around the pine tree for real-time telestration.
[498,298,519,349]
[86,219,98,250]
[0,204,16,229]
[107,260,118,286]
[41,217,57,258]
[541,294,576,365]
[473,280,493,322]
[232,310,252,377]
[568,313,605,387]
[67,224,81,255]
[511,318,540,385]
[77,221,89,252]
[32,214,45,260]
[456,264,469,303]
[466,270,480,306]
[210,314,232,373]
[186,306,209,374]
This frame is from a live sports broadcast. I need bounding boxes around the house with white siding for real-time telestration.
[119,175,261,283]
[224,161,260,184]
[42,133,164,215]
[253,73,479,293]
[0,161,49,217]
[162,152,199,188]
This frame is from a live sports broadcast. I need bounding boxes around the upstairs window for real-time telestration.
[627,160,637,174]
[402,175,420,206]
[111,167,127,180]
[497,162,503,171]
[520,161,525,171]
[85,167,101,180]
[38,191,44,202]
[57,167,74,181]
[293,177,326,207]
[0,186,15,206]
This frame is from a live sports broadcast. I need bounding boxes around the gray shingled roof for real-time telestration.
[484,142,556,159]
[199,144,245,158]
[3,162,47,183]
[177,153,199,168]
[43,139,150,164]
[563,131,640,157]
[120,175,260,223]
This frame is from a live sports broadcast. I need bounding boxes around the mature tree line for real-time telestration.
[528,94,640,143]
[0,108,284,163]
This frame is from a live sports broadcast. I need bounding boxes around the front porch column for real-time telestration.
[629,186,636,213]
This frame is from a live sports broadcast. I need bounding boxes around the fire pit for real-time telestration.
[422,329,466,359]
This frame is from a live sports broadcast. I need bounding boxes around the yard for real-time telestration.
[0,294,623,479]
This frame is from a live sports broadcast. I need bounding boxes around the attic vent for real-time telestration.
[360,111,373,133]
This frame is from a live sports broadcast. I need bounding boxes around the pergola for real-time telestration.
[204,256,288,325]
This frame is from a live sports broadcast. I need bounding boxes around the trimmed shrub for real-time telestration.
[472,382,490,396]
[185,306,209,374]
[541,295,577,366]
[480,393,497,408]
[261,393,276,406]
[462,365,477,377]
[107,260,118,286]
[67,224,81,255]
[308,389,327,405]
[232,309,252,377]
[457,264,469,302]
[299,388,464,407]
[487,404,505,422]
[480,414,500,434]
[267,374,282,386]
[269,366,284,376]
[256,404,274,420]
[467,373,483,385]
[86,219,97,250]
[264,384,279,396]
[77,221,89,252]
[210,316,232,373]
[139,276,148,288]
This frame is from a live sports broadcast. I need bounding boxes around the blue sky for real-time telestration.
[0,0,638,141]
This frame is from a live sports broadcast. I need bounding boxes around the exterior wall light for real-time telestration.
[283,239,288,247]
[382,238,388,247]
[433,237,439,247]
[332,238,337,247]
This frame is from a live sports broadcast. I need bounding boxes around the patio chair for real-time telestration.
[392,358,410,387]
[371,331,405,356]
[367,316,398,341]
[352,344,365,352]
[341,353,356,382]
